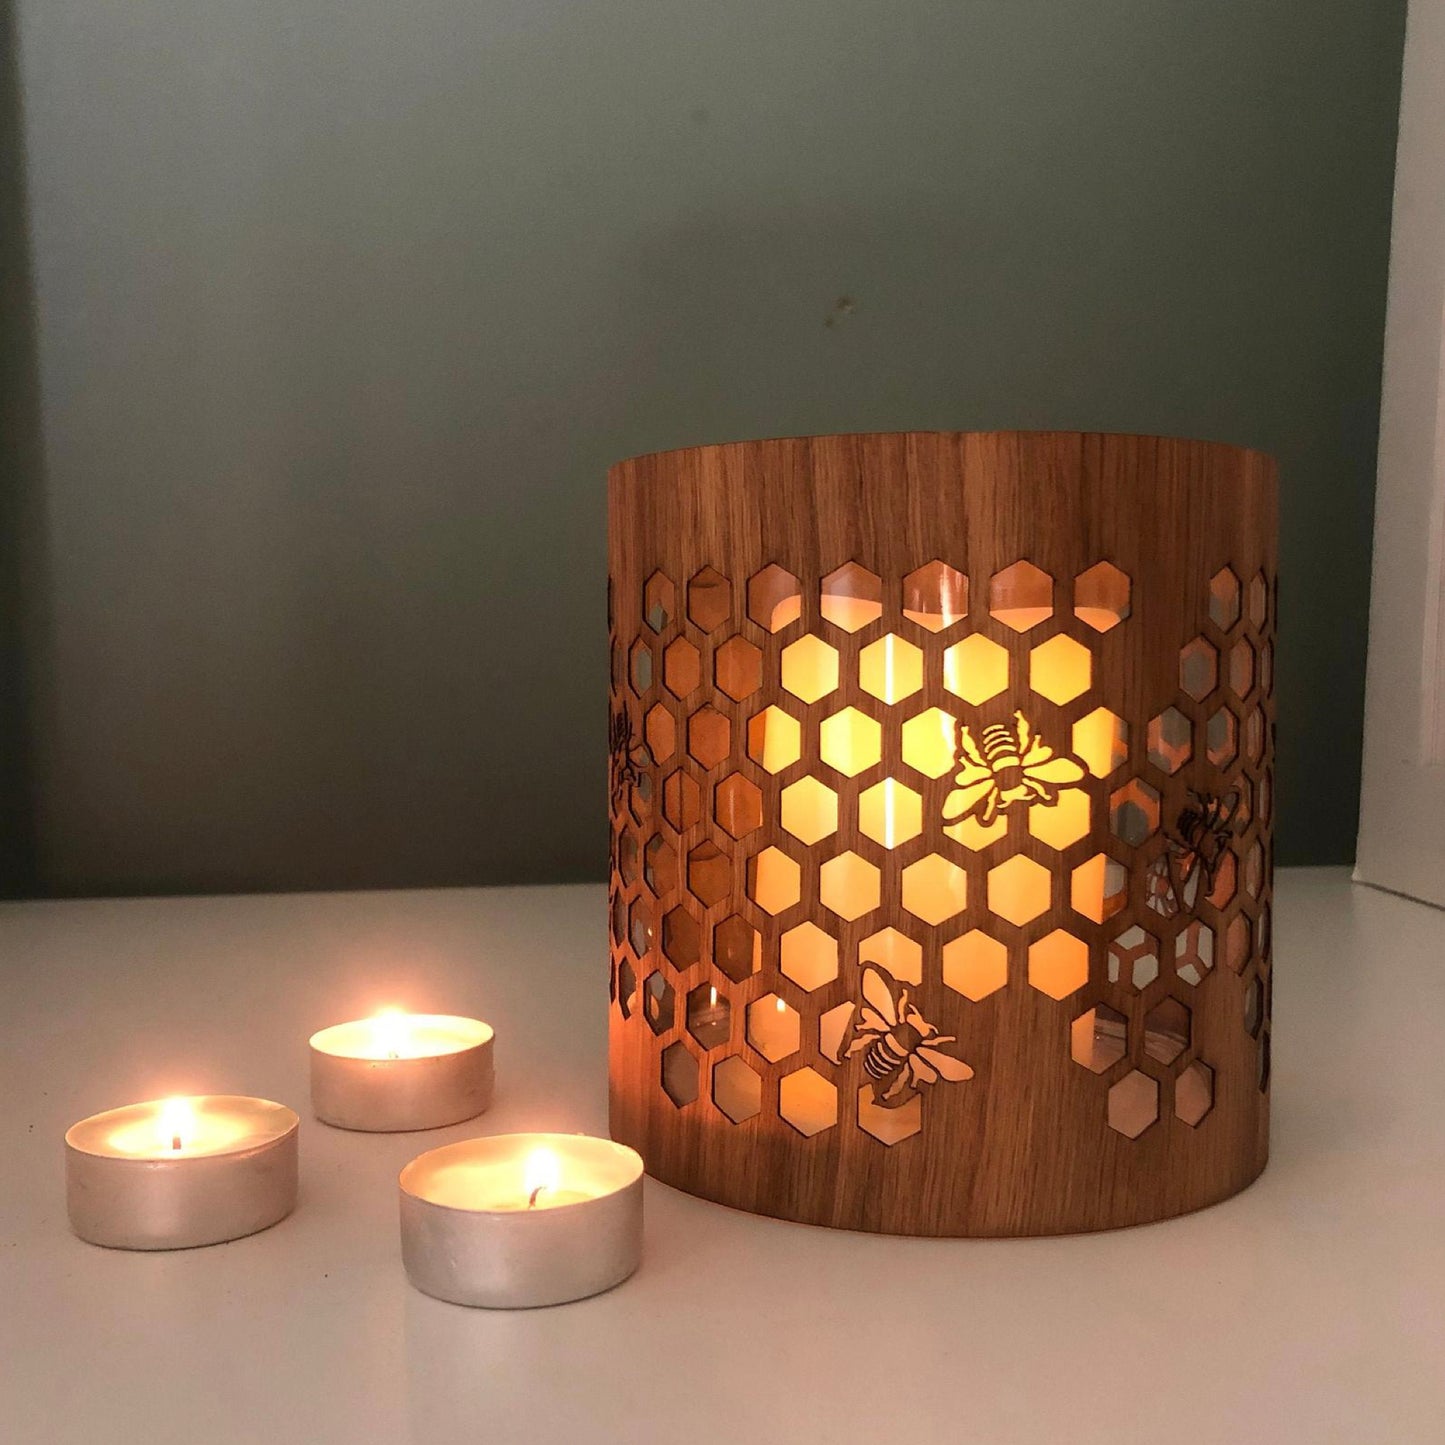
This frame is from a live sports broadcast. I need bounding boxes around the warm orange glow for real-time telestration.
[523,1146,561,1207]
[158,1096,196,1152]
[372,1008,410,1060]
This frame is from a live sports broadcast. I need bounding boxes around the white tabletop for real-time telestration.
[1,869,1440,1444]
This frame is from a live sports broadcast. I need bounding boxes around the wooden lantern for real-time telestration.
[607,432,1275,1236]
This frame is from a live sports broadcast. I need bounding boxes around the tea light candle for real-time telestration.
[399,1133,643,1308]
[309,1010,494,1132]
[65,1095,299,1250]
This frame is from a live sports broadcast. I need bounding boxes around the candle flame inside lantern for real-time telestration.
[372,1008,409,1060]
[157,1096,196,1153]
[524,1147,560,1209]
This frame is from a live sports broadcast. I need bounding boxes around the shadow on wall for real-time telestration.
[0,0,46,898]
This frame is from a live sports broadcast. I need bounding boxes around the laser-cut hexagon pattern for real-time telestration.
[781,776,838,845]
[661,770,700,831]
[901,706,958,778]
[1244,839,1264,898]
[1143,997,1190,1064]
[860,927,923,985]
[857,1086,921,1145]
[859,633,923,704]
[687,705,731,770]
[1109,778,1160,846]
[715,773,763,839]
[617,830,640,887]
[1073,707,1129,778]
[1108,1070,1159,1138]
[1248,571,1268,630]
[1147,707,1192,775]
[779,1067,837,1136]
[628,898,654,960]
[643,973,674,1035]
[713,1055,761,1122]
[644,703,675,764]
[1229,638,1256,698]
[660,1040,698,1106]
[617,957,639,1020]
[1071,1003,1126,1072]
[1175,1059,1214,1126]
[663,906,701,969]
[780,922,839,991]
[781,634,839,703]
[687,566,732,632]
[686,982,730,1049]
[629,638,654,695]
[664,637,701,698]
[715,636,763,701]
[1244,973,1263,1037]
[819,707,882,776]
[643,571,674,633]
[747,994,801,1061]
[687,841,730,907]
[943,634,1010,703]
[1108,924,1159,990]
[644,833,676,895]
[1174,920,1215,985]
[1028,789,1091,850]
[943,930,1009,999]
[987,855,1050,926]
[990,561,1053,631]
[747,706,801,774]
[1206,708,1237,768]
[903,854,969,925]
[1028,930,1089,999]
[747,564,802,633]
[1029,634,1091,704]
[858,778,923,847]
[1245,708,1265,765]
[1074,561,1131,631]
[1180,637,1218,701]
[1209,568,1241,630]
[748,847,801,915]
[714,914,760,982]
[1226,913,1252,974]
[1071,853,1128,923]
[821,562,883,632]
[819,851,881,921]
[902,560,968,631]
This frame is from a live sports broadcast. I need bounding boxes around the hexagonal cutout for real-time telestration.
[819,707,882,776]
[1244,973,1263,1037]
[1229,638,1256,698]
[661,770,701,830]
[1175,1059,1214,1126]
[1028,788,1091,850]
[1206,707,1237,768]
[1180,636,1218,701]
[686,982,730,1049]
[1244,838,1264,898]
[1074,561,1131,632]
[1143,997,1190,1064]
[644,703,676,764]
[714,772,762,839]
[945,812,1008,851]
[1071,1003,1127,1073]
[629,638,654,695]
[747,993,801,1061]
[748,847,801,915]
[1108,924,1159,990]
[687,841,730,907]
[1174,920,1215,985]
[941,634,1008,704]
[901,707,959,778]
[660,1041,698,1106]
[1109,777,1160,846]
[857,1086,921,1145]
[780,922,840,991]
[1028,929,1089,999]
[747,564,803,633]
[986,855,1050,926]
[858,778,923,848]
[713,914,760,982]
[644,833,677,895]
[1029,634,1091,705]
[860,926,923,985]
[1147,707,1192,775]
[713,1055,761,1122]
[1073,707,1128,778]
[902,560,968,631]
[820,562,883,632]
[1225,912,1252,973]
[617,957,639,1019]
[781,635,839,703]
[859,634,923,703]
[687,566,732,633]
[1108,1070,1159,1138]
[643,570,675,633]
[686,705,731,770]
[747,706,801,774]
[990,561,1054,631]
[627,898,654,959]
[1260,640,1274,697]
[1208,567,1241,631]
[663,637,702,698]
[642,972,675,1035]
[781,776,838,845]
[943,930,1008,1000]
[1248,571,1269,630]
[818,1001,854,1063]
[715,636,763,701]
[1208,850,1237,908]
[819,851,881,921]
[1245,708,1266,764]
[779,1067,838,1137]
[1071,853,1128,923]
[902,854,969,925]
[663,906,702,968]
[616,830,640,887]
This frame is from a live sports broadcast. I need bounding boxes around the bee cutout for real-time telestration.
[834,967,973,1108]
[1146,789,1240,917]
[608,706,650,810]
[942,711,1086,827]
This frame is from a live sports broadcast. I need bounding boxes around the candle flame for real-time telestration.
[524,1147,560,1208]
[708,985,718,1008]
[157,1096,196,1152]
[372,1008,409,1060]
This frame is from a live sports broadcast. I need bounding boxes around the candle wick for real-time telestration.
[527,1185,547,1209]
[387,1050,399,1061]
[171,1135,182,1151]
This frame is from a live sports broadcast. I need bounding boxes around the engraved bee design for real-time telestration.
[837,967,973,1108]
[942,711,1086,827]
[1146,788,1240,917]
[608,706,650,811]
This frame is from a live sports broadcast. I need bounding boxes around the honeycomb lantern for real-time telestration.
[608,432,1276,1236]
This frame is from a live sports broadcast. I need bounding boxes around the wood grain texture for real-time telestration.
[607,431,1276,1236]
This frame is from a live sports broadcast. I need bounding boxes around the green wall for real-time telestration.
[2,0,1408,895]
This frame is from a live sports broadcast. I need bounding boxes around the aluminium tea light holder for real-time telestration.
[607,430,1276,1237]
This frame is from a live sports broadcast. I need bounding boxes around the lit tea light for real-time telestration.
[399,1133,643,1308]
[65,1094,299,1250]
[309,1011,494,1133]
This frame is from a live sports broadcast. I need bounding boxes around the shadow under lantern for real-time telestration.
[607,431,1276,1236]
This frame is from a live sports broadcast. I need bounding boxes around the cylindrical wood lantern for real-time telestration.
[607,432,1275,1236]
